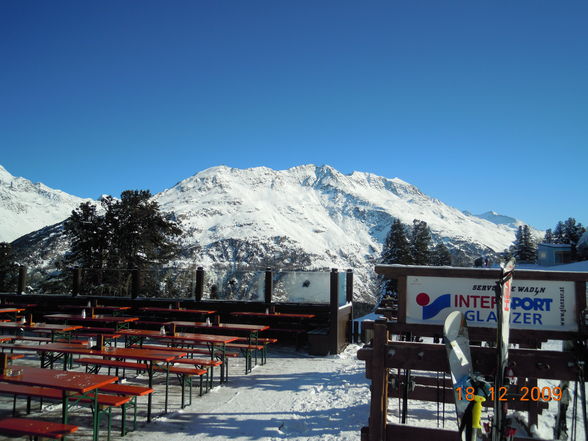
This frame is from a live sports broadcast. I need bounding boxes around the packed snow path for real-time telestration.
[123,344,370,441]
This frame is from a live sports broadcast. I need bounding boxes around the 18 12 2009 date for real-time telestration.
[456,386,562,402]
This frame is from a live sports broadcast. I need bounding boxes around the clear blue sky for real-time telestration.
[1,1,586,231]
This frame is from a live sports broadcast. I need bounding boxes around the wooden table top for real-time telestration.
[0,308,25,314]
[44,314,139,324]
[169,321,270,332]
[0,322,83,332]
[0,342,91,352]
[0,342,186,362]
[138,307,216,315]
[0,303,37,308]
[230,311,316,319]
[57,305,132,311]
[0,365,117,393]
[118,328,239,344]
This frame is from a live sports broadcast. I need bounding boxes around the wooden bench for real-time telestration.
[76,357,149,377]
[99,384,154,434]
[133,320,169,328]
[11,336,87,345]
[0,417,78,440]
[136,343,235,381]
[225,343,266,373]
[74,326,117,334]
[153,364,207,408]
[0,383,133,439]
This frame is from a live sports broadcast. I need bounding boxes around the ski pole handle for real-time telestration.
[472,395,486,429]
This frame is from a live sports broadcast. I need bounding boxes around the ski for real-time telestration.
[492,257,516,441]
[444,310,487,441]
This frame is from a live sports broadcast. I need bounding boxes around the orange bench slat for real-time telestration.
[0,417,78,439]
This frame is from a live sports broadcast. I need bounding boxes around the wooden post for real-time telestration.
[264,267,273,305]
[72,268,82,297]
[97,334,105,351]
[16,266,26,295]
[195,267,204,301]
[0,353,8,375]
[329,268,339,355]
[346,269,353,303]
[369,320,389,441]
[131,270,141,299]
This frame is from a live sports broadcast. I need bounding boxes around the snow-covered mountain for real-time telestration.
[151,165,520,299]
[471,211,526,229]
[0,165,90,242]
[5,164,527,301]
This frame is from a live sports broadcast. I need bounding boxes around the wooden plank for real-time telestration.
[367,321,389,441]
[358,341,583,381]
[385,423,460,441]
[362,320,584,343]
[375,264,588,282]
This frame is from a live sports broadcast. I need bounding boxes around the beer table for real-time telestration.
[230,311,316,319]
[56,305,132,316]
[43,313,139,331]
[0,308,25,322]
[0,342,186,421]
[0,321,82,341]
[138,307,216,316]
[118,329,238,382]
[0,365,117,441]
[168,321,269,344]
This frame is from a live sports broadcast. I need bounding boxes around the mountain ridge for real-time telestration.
[2,164,529,301]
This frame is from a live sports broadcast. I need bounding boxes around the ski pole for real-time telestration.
[471,394,485,441]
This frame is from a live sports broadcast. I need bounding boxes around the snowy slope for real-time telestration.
[149,165,521,300]
[5,164,528,301]
[0,165,90,242]
[156,165,515,259]
[474,210,526,229]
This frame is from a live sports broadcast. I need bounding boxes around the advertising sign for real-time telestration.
[406,276,577,331]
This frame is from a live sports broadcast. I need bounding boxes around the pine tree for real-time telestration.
[378,218,412,300]
[64,201,109,269]
[431,242,452,266]
[109,190,182,269]
[543,229,554,244]
[411,219,432,265]
[64,190,182,270]
[513,225,537,263]
[553,221,566,244]
[381,219,412,265]
[563,218,586,260]
[0,242,17,292]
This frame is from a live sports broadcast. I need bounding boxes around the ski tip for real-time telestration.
[443,310,466,340]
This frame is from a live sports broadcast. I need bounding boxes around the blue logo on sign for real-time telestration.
[417,293,452,320]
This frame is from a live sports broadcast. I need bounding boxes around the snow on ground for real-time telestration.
[127,344,370,441]
[0,338,584,440]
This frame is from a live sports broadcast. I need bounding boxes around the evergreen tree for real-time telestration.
[546,218,586,261]
[64,201,109,269]
[110,190,182,269]
[553,221,566,244]
[411,219,432,265]
[563,218,586,260]
[543,229,554,244]
[431,242,452,266]
[0,242,17,291]
[64,190,182,271]
[513,225,537,263]
[381,219,412,265]
[378,218,411,299]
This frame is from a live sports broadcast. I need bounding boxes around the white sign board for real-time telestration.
[406,276,577,331]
